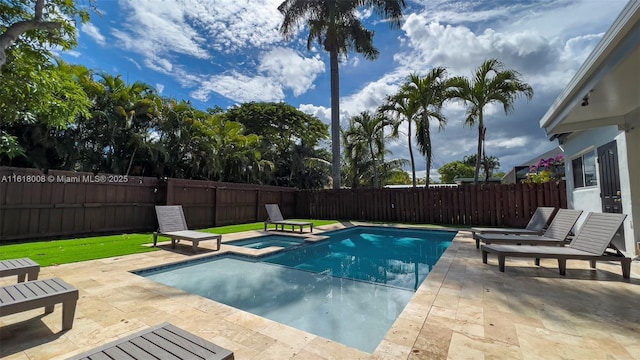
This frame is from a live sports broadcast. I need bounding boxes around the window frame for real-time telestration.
[570,148,598,189]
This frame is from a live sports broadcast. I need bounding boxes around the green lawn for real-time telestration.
[0,220,337,267]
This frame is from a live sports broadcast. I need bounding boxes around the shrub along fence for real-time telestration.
[0,166,566,242]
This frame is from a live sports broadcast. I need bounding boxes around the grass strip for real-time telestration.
[0,220,337,267]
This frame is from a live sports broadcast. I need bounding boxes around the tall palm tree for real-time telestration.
[343,111,392,188]
[278,0,407,189]
[380,91,420,187]
[449,59,533,183]
[403,68,452,187]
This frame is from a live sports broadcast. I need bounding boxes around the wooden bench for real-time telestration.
[0,278,78,330]
[67,322,235,360]
[0,258,40,282]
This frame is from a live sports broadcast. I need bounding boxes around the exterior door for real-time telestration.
[597,140,625,250]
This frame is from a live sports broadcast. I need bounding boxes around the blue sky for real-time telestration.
[60,0,629,181]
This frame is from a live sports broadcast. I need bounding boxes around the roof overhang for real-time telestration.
[540,1,640,136]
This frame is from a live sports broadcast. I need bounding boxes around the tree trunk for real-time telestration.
[426,157,431,188]
[474,125,483,184]
[330,50,341,189]
[370,143,379,188]
[126,146,138,176]
[0,0,62,68]
[408,121,416,187]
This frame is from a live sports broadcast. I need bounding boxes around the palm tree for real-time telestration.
[402,68,452,187]
[380,91,420,187]
[483,155,500,180]
[342,111,392,188]
[278,0,407,189]
[449,59,533,183]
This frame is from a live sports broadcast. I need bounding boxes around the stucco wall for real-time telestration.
[562,124,638,255]
[623,110,640,254]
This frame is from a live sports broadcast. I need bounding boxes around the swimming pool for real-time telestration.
[226,234,305,249]
[136,226,454,352]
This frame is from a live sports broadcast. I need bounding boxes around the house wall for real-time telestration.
[623,109,640,254]
[563,124,638,256]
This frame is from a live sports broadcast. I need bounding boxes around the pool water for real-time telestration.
[137,226,454,353]
[227,235,305,249]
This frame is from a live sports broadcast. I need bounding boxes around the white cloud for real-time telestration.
[191,72,284,103]
[258,48,325,96]
[155,83,165,94]
[81,23,106,46]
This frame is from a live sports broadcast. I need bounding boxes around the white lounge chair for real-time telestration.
[264,204,313,233]
[481,212,631,278]
[153,205,222,253]
[474,209,583,247]
[471,206,557,248]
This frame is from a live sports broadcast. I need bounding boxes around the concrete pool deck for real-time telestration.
[1,223,639,359]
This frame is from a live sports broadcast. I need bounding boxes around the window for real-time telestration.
[571,151,597,188]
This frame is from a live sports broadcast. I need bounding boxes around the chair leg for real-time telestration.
[589,260,596,268]
[171,239,177,249]
[621,258,631,279]
[45,304,54,314]
[498,255,506,272]
[534,258,541,266]
[62,300,77,330]
[17,274,26,282]
[476,238,480,249]
[192,240,199,253]
[482,250,488,264]
[153,232,158,246]
[28,270,39,281]
[558,259,567,275]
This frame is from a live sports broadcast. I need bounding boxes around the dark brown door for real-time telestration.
[597,140,625,250]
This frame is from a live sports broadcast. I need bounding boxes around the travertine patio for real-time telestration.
[1,224,639,359]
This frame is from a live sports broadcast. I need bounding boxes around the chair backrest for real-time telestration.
[265,204,285,221]
[542,209,583,240]
[525,207,557,231]
[155,205,189,233]
[569,212,627,255]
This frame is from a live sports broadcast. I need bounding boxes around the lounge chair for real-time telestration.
[153,205,222,253]
[481,212,631,278]
[471,206,557,248]
[264,204,313,233]
[0,258,40,282]
[0,277,79,330]
[474,209,583,247]
[67,322,234,360]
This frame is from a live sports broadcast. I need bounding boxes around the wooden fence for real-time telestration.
[0,166,567,242]
[0,167,296,242]
[296,182,567,227]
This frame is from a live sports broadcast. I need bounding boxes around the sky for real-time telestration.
[60,0,630,182]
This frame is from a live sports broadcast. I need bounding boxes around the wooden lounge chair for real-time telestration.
[264,203,313,233]
[0,258,40,282]
[153,205,222,253]
[471,206,557,248]
[481,212,631,278]
[67,322,234,360]
[0,277,79,330]
[474,209,583,247]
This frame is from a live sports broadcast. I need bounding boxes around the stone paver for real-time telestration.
[1,225,639,359]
